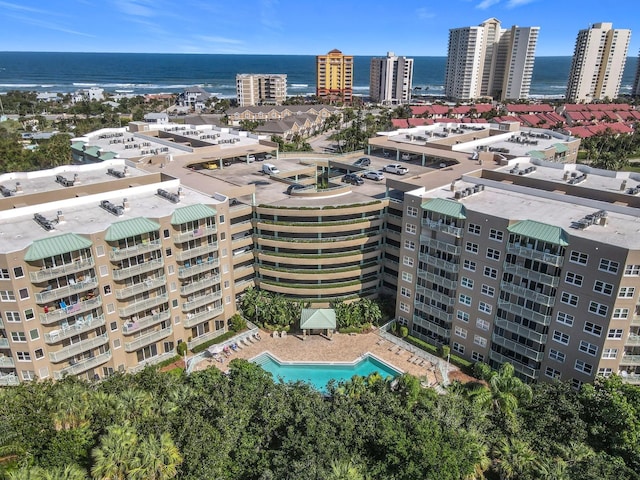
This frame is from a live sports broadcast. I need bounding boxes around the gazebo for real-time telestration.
[300,308,336,339]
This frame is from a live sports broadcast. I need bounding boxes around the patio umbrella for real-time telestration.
[208,345,223,355]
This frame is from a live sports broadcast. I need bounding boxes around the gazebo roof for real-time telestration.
[300,308,336,330]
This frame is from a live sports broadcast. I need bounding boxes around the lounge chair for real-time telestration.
[254,332,262,340]
[272,331,279,338]
[279,331,286,338]
[388,344,396,351]
[418,359,426,367]
[407,356,415,363]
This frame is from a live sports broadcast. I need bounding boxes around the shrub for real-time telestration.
[440,345,450,359]
[176,342,188,356]
[191,331,236,354]
[229,314,247,333]
[399,326,409,338]
[473,361,492,380]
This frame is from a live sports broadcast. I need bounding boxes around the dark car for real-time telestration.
[353,157,371,167]
[342,173,364,186]
[286,184,305,194]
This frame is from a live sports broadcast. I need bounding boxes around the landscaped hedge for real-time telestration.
[405,334,474,374]
[191,331,237,354]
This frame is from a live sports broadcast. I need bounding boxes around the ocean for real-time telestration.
[0,52,637,100]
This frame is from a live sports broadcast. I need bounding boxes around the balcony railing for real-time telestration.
[503,263,560,287]
[122,310,171,335]
[176,242,219,261]
[497,300,553,326]
[418,236,462,255]
[115,276,166,300]
[620,354,640,366]
[0,373,19,386]
[494,317,547,344]
[44,315,106,344]
[39,296,102,325]
[35,278,98,304]
[416,270,457,290]
[109,240,162,261]
[128,351,177,374]
[49,333,110,363]
[187,328,227,350]
[626,334,640,346]
[621,373,640,385]
[500,282,556,307]
[413,302,453,323]
[118,293,169,318]
[417,253,460,273]
[489,350,539,380]
[113,258,164,280]
[124,326,173,352]
[53,351,112,379]
[506,244,563,267]
[29,258,95,283]
[421,218,463,237]
[183,305,225,328]
[178,258,220,279]
[631,315,640,326]
[491,333,544,362]
[412,314,451,339]
[0,356,15,368]
[180,274,221,296]
[182,291,222,312]
[415,286,456,306]
[173,224,217,243]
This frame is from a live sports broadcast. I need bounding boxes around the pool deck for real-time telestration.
[191,329,456,387]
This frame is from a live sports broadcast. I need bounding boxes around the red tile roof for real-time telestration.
[505,104,554,113]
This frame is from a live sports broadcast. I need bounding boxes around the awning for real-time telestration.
[421,198,467,219]
[300,308,336,330]
[171,204,217,225]
[25,233,93,262]
[105,218,160,242]
[508,220,569,246]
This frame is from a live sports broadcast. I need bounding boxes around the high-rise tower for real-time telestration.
[316,49,354,105]
[369,52,414,105]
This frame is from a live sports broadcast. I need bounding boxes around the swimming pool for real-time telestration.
[251,352,402,391]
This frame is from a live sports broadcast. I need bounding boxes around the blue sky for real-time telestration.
[0,0,639,56]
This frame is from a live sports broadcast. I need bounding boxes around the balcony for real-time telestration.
[621,373,640,385]
[626,334,640,346]
[173,224,217,243]
[421,218,463,237]
[416,270,457,290]
[0,356,15,368]
[128,351,177,374]
[418,236,462,255]
[176,242,219,261]
[29,258,95,283]
[418,253,460,273]
[503,263,560,287]
[187,328,227,350]
[35,278,98,304]
[49,333,110,363]
[44,315,106,344]
[118,293,169,318]
[53,351,112,379]
[39,296,102,325]
[631,315,640,326]
[182,291,222,312]
[109,240,162,261]
[505,244,563,267]
[0,338,7,348]
[491,333,544,362]
[183,305,225,328]
[178,258,220,279]
[497,300,552,326]
[115,276,166,300]
[500,282,556,306]
[180,274,221,296]
[122,310,171,335]
[124,326,173,353]
[0,373,19,386]
[413,302,453,323]
[620,354,640,366]
[416,286,456,306]
[489,350,539,380]
[494,317,547,344]
[113,258,164,280]
[412,314,451,339]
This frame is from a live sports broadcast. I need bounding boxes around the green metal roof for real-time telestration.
[421,198,467,219]
[300,308,336,330]
[24,233,93,262]
[508,220,569,246]
[71,142,86,151]
[553,143,569,153]
[83,146,100,157]
[170,204,217,225]
[105,218,160,242]
[99,151,118,160]
[527,150,547,159]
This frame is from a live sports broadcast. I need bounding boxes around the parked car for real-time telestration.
[262,163,280,175]
[353,157,371,167]
[383,164,409,175]
[342,173,364,185]
[286,184,305,195]
[401,153,412,160]
[362,170,385,181]
[246,154,256,162]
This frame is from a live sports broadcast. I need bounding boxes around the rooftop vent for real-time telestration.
[157,188,180,203]
[0,185,14,197]
[107,167,127,178]
[570,210,608,230]
[100,200,124,216]
[55,175,75,187]
[34,213,55,231]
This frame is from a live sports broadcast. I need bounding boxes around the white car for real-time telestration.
[401,153,412,160]
[246,155,256,162]
[362,170,385,181]
[383,164,409,175]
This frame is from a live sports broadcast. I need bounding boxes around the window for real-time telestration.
[405,223,417,235]
[549,349,566,362]
[401,272,413,283]
[612,308,629,319]
[481,284,495,297]
[16,351,31,361]
[471,351,485,362]
[624,264,640,276]
[599,259,619,274]
[452,342,465,354]
[593,280,613,296]
[0,269,9,279]
[565,272,583,286]
[222,264,229,273]
[5,311,20,323]
[404,240,415,251]
[575,360,593,375]
[465,242,479,254]
[486,248,500,261]
[460,277,474,289]
[588,301,608,317]
[478,302,492,314]
[463,259,476,271]
[457,310,470,323]
[18,288,29,300]
[459,294,472,306]
[0,290,15,301]
[165,248,173,257]
[172,299,178,308]
[103,285,112,296]
[570,251,588,265]
[545,367,561,379]
[483,266,498,279]
[561,292,579,307]
[598,368,613,377]
[454,326,467,339]
[608,328,623,339]
[11,331,26,342]
[618,287,635,298]
[163,229,170,238]
[474,335,487,347]
[400,286,411,298]
[35,348,44,359]
[219,214,225,224]
[110,321,118,331]
[489,229,504,242]
[602,348,618,359]
[399,302,410,313]
[113,339,121,349]
[99,265,108,277]
[468,223,481,235]
[406,206,418,217]
[221,248,228,257]
[23,309,34,321]
[553,330,570,345]
[29,328,39,340]
[21,370,35,381]
[583,322,603,337]
[571,378,583,390]
[579,340,598,356]
[476,318,490,331]
[556,311,574,326]
[96,245,105,257]
[106,303,115,314]
[167,264,175,275]
[403,256,414,267]
[13,267,24,278]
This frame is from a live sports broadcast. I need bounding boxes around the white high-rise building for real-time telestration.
[633,50,640,97]
[444,18,539,102]
[566,23,631,103]
[236,74,287,107]
[369,52,414,104]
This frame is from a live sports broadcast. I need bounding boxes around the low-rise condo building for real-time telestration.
[236,74,287,107]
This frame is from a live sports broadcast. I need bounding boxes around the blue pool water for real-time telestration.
[252,353,402,391]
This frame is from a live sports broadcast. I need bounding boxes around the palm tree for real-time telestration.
[326,459,364,480]
[492,437,537,480]
[469,363,532,419]
[464,437,491,480]
[49,381,92,431]
[129,432,182,480]
[91,424,138,480]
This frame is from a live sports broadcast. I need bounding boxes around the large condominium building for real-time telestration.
[316,49,354,105]
[369,52,414,105]
[236,74,287,107]
[445,18,539,102]
[566,22,631,103]
[632,51,640,97]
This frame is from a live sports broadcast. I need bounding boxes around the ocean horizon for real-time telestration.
[0,52,637,100]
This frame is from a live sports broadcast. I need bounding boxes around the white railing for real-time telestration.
[35,278,98,304]
[124,326,173,352]
[176,242,219,261]
[173,224,217,243]
[29,258,94,283]
[115,276,166,300]
[112,258,164,280]
[49,333,110,363]
[178,258,220,279]
[180,275,221,296]
[109,240,162,261]
[39,296,102,325]
[118,293,169,318]
[122,310,171,335]
[421,218,463,237]
[53,351,112,379]
[182,291,222,312]
[183,305,225,328]
[506,244,563,267]
[44,315,105,344]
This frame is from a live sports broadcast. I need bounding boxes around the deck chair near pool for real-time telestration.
[388,344,396,352]
[407,356,415,363]
[272,331,280,338]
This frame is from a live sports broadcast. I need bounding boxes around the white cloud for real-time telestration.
[0,1,52,14]
[416,7,435,19]
[4,13,95,37]
[196,35,245,45]
[112,0,155,17]
[476,0,501,9]
[506,0,534,7]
